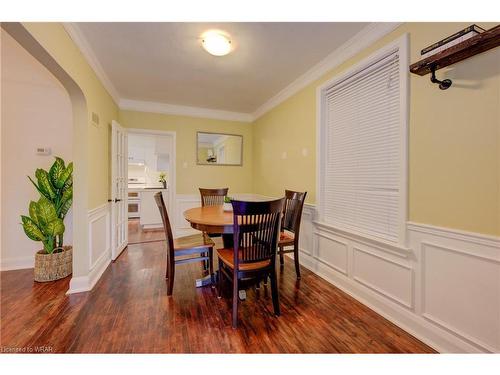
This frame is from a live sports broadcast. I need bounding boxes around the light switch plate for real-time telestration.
[36,147,51,156]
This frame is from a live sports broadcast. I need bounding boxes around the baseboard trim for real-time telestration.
[0,256,34,271]
[67,244,111,295]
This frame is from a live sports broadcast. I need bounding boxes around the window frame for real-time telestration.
[316,34,409,247]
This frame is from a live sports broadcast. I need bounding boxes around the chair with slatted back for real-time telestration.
[199,188,229,268]
[199,187,229,207]
[154,192,215,296]
[217,198,285,328]
[278,190,307,279]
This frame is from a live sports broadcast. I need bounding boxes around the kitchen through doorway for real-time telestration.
[127,129,176,245]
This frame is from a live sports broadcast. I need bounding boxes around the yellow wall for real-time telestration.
[21,22,119,210]
[118,110,253,194]
[252,22,499,236]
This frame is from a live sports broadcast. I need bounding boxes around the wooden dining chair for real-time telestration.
[154,192,215,296]
[199,188,229,268]
[278,190,307,279]
[217,198,285,328]
[199,187,229,207]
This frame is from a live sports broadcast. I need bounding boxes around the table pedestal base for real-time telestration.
[195,274,214,288]
[194,271,247,301]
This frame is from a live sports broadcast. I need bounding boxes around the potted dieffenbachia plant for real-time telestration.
[223,196,233,211]
[158,172,167,189]
[21,157,73,282]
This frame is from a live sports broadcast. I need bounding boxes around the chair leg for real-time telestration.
[217,259,223,298]
[232,276,239,328]
[279,246,284,266]
[209,248,215,287]
[293,243,301,280]
[270,269,280,316]
[203,252,209,271]
[167,260,175,296]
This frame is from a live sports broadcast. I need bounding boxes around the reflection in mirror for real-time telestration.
[197,132,243,166]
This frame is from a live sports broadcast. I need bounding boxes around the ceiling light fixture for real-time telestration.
[201,30,232,56]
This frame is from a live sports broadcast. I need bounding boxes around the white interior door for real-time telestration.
[111,120,128,260]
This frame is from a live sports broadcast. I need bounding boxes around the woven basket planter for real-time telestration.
[34,246,72,282]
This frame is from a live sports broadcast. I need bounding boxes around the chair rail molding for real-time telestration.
[67,203,111,294]
[290,204,500,353]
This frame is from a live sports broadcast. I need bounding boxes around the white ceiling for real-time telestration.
[74,22,369,114]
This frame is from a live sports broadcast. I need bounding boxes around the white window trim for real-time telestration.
[316,33,409,247]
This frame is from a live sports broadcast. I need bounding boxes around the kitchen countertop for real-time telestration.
[128,186,168,192]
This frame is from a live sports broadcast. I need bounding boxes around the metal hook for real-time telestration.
[430,65,452,90]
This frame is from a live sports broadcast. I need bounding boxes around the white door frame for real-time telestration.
[126,128,177,233]
[111,120,128,260]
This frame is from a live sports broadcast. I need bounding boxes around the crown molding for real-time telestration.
[119,99,253,123]
[251,22,402,120]
[63,22,121,105]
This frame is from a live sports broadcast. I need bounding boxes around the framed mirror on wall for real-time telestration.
[196,132,243,166]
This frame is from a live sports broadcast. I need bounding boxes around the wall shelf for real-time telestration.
[409,25,500,76]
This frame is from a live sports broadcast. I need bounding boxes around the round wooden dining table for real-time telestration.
[184,205,237,291]
[184,205,235,234]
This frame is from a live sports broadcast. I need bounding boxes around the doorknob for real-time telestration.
[115,198,122,203]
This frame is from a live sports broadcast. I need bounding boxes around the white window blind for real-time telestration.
[322,51,402,243]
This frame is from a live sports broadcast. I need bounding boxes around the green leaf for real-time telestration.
[21,216,44,241]
[58,189,72,214]
[58,162,73,189]
[35,169,56,199]
[59,197,73,217]
[29,201,40,225]
[35,197,58,228]
[64,177,73,191]
[61,184,73,202]
[28,175,50,200]
[43,237,55,254]
[57,185,73,218]
[49,157,66,189]
[45,219,65,237]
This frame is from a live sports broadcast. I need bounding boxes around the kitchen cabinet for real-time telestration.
[139,189,168,229]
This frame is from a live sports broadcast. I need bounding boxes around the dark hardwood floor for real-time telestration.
[0,239,436,353]
[128,219,165,244]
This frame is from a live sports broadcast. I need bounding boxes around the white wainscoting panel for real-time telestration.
[352,245,413,309]
[420,242,499,352]
[315,232,348,275]
[298,204,315,256]
[67,203,111,294]
[409,222,500,353]
[89,206,111,270]
[175,195,201,237]
[292,203,499,353]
